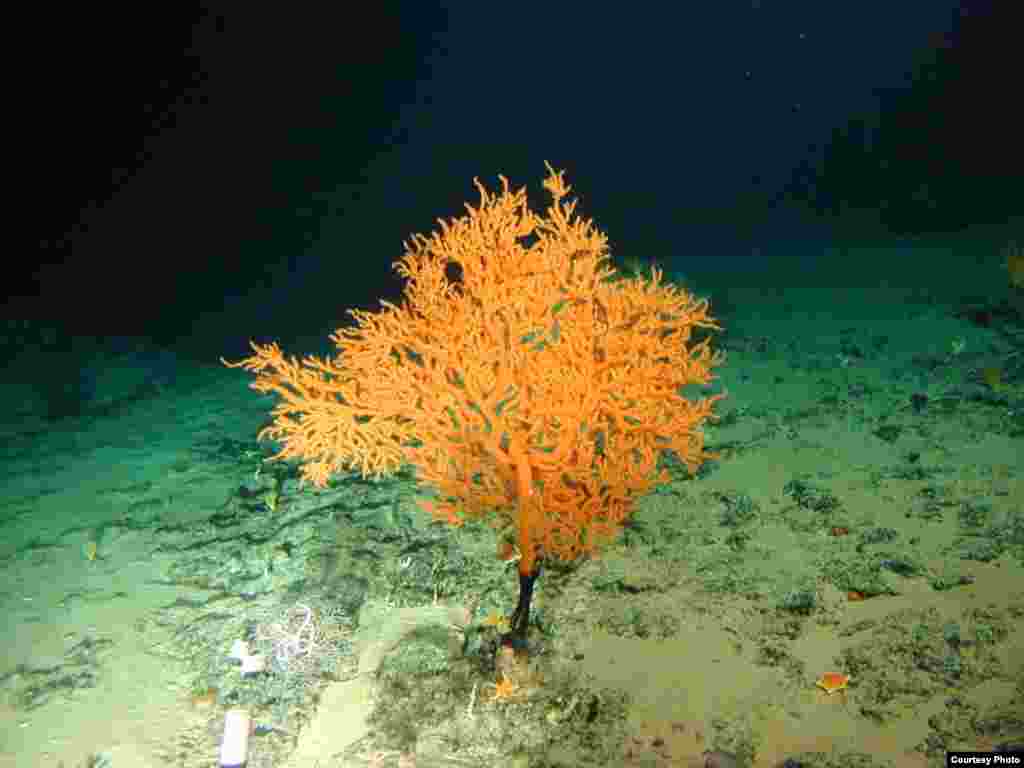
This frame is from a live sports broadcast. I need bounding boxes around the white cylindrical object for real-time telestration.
[228,639,250,662]
[240,653,266,676]
[220,708,251,768]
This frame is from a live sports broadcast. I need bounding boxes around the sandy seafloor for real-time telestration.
[1,246,1021,768]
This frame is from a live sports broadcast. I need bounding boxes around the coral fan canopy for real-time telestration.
[228,165,724,572]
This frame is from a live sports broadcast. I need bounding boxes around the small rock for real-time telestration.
[703,750,740,768]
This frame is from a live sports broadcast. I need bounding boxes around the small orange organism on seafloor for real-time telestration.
[488,673,519,702]
[816,672,851,694]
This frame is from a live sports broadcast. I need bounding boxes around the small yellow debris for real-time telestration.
[480,611,511,633]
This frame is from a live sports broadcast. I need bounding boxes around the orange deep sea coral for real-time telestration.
[226,164,725,642]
